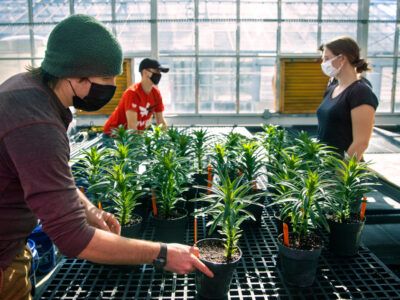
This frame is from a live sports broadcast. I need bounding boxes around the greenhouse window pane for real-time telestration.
[116,23,151,53]
[74,0,112,21]
[240,0,277,19]
[368,23,396,56]
[0,26,31,58]
[365,58,393,113]
[33,0,70,23]
[321,23,357,46]
[199,0,236,19]
[158,0,194,19]
[199,23,236,52]
[0,0,28,23]
[239,58,275,113]
[396,60,400,113]
[115,0,150,20]
[158,58,195,114]
[32,25,53,58]
[199,58,236,113]
[322,0,358,20]
[281,23,318,53]
[159,23,194,53]
[369,0,397,21]
[0,59,31,84]
[240,22,277,53]
[282,0,318,19]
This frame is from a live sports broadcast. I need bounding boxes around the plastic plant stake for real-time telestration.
[98,202,102,210]
[152,190,158,217]
[283,223,289,247]
[207,164,213,194]
[360,196,367,221]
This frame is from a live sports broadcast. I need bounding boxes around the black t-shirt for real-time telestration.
[317,80,379,155]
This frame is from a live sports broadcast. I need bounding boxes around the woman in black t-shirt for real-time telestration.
[317,37,379,160]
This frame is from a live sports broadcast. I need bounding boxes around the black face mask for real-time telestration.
[150,72,162,85]
[69,79,116,112]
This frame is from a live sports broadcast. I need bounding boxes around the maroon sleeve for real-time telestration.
[3,123,95,257]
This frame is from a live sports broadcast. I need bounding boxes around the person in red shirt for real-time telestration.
[104,58,169,134]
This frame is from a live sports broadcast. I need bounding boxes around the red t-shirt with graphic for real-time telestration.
[104,83,164,134]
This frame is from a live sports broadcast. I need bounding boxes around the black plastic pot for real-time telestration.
[328,218,365,256]
[151,208,188,243]
[242,190,265,227]
[121,214,143,239]
[193,173,209,186]
[278,234,322,287]
[180,185,198,215]
[195,238,242,299]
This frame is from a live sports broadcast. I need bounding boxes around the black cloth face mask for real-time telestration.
[149,72,162,85]
[69,79,116,112]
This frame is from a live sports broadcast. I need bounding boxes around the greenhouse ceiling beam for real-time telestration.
[357,0,369,59]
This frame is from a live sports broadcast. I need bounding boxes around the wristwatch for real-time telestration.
[153,243,168,270]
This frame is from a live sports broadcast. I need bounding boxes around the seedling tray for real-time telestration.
[35,206,400,300]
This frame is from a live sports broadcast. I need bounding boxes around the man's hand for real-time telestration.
[77,188,121,235]
[164,244,213,278]
[86,206,121,235]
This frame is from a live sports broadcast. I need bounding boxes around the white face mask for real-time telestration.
[321,55,341,77]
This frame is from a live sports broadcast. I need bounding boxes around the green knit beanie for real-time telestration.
[41,14,123,78]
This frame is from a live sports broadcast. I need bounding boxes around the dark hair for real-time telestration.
[26,65,60,89]
[319,36,371,73]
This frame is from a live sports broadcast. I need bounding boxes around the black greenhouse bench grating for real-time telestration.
[35,206,400,300]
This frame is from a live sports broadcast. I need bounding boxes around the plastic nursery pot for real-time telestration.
[328,218,365,257]
[151,207,188,244]
[195,238,242,299]
[278,233,322,287]
[180,185,198,215]
[192,173,209,186]
[120,214,143,239]
[242,189,265,228]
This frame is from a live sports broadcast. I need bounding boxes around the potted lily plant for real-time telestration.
[271,170,332,287]
[238,140,266,226]
[325,156,376,256]
[194,171,259,299]
[191,128,211,185]
[149,149,188,243]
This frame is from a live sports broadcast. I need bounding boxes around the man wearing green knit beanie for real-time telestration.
[0,14,212,299]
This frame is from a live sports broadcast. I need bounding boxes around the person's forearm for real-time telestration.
[78,228,160,265]
[346,141,368,161]
[77,188,95,210]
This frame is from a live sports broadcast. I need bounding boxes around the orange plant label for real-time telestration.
[252,181,258,191]
[283,223,289,247]
[207,164,213,194]
[98,201,102,210]
[151,190,158,217]
[360,196,367,221]
[79,187,85,193]
[194,217,198,244]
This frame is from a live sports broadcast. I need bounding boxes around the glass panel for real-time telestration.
[116,23,151,53]
[369,0,397,21]
[158,57,196,113]
[368,23,396,56]
[0,59,31,84]
[74,0,112,21]
[32,0,70,23]
[199,58,236,113]
[240,22,277,53]
[322,0,358,20]
[240,57,276,113]
[281,23,318,53]
[365,58,393,113]
[32,25,53,58]
[159,23,194,53]
[321,23,357,46]
[0,0,29,23]
[240,0,277,19]
[158,0,194,19]
[115,0,151,20]
[282,0,318,19]
[0,26,31,58]
[199,23,236,52]
[199,0,236,19]
[396,60,400,112]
